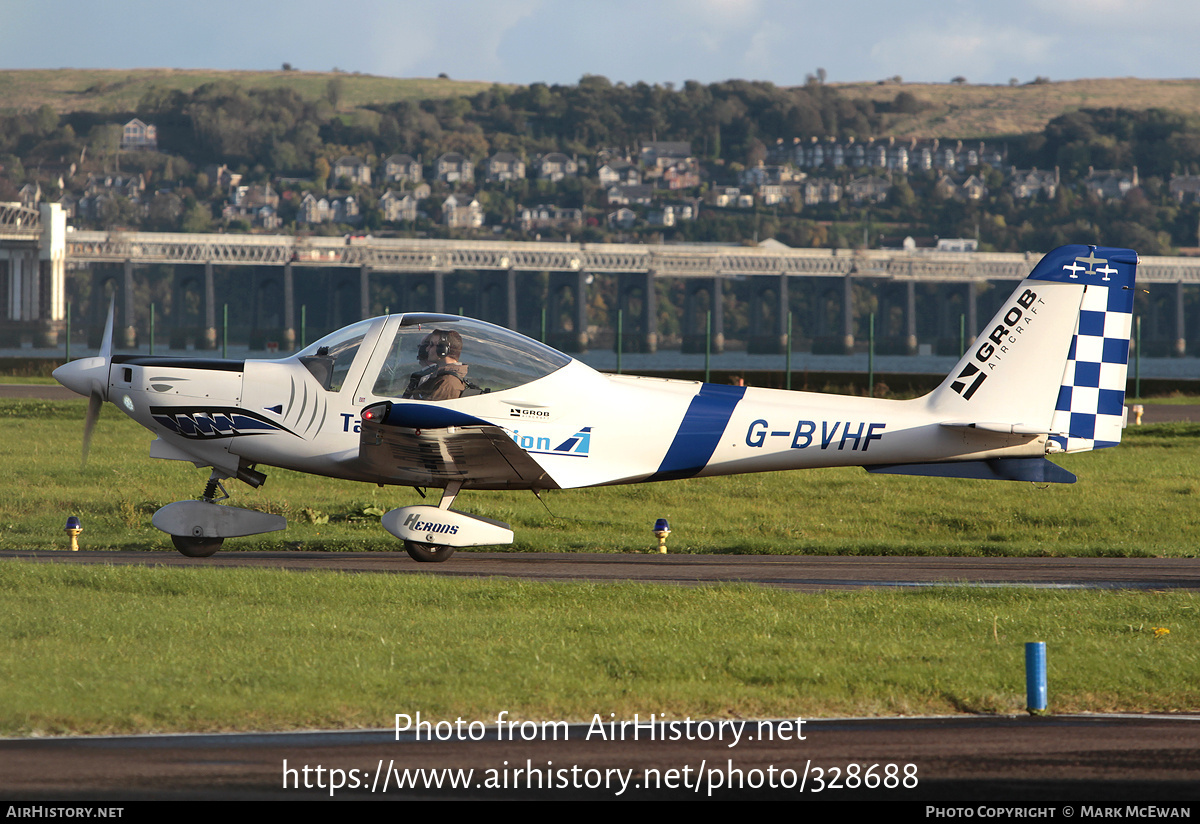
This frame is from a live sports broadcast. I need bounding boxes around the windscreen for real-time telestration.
[371,316,571,399]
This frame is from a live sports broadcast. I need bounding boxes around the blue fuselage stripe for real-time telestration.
[648,383,746,481]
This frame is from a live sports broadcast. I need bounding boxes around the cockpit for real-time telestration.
[293,314,573,400]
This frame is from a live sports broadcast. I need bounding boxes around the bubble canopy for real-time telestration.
[295,314,572,398]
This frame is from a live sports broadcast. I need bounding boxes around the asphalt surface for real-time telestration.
[4,549,1198,592]
[2,715,1197,801]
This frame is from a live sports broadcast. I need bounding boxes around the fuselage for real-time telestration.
[87,315,1045,492]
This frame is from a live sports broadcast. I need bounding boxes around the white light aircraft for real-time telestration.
[54,244,1138,561]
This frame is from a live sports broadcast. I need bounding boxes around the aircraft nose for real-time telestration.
[53,357,109,399]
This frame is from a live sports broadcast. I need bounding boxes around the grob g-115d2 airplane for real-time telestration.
[54,244,1138,561]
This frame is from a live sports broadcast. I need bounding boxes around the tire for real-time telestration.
[404,540,456,562]
[172,534,224,558]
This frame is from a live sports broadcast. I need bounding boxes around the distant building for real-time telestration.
[707,186,743,208]
[485,152,526,182]
[435,153,474,184]
[607,207,637,229]
[597,160,640,187]
[332,156,372,187]
[647,203,695,227]
[607,184,654,206]
[801,179,841,205]
[383,154,422,184]
[442,193,483,228]
[17,183,40,207]
[845,175,892,204]
[297,193,332,224]
[640,141,692,177]
[535,152,578,182]
[1169,174,1200,203]
[379,189,423,223]
[224,184,281,228]
[660,160,700,190]
[1084,166,1138,200]
[517,204,582,232]
[120,118,157,151]
[1011,167,1060,199]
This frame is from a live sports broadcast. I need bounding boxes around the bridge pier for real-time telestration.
[204,261,217,350]
[360,265,371,320]
[1176,281,1186,356]
[574,270,588,351]
[283,263,295,351]
[906,281,917,354]
[506,268,518,332]
[842,274,855,352]
[123,259,136,348]
[614,271,657,353]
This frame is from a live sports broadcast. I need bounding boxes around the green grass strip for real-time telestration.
[0,562,1195,735]
[3,399,1200,557]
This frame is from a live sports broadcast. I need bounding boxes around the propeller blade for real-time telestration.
[82,392,102,468]
[81,298,115,467]
[99,296,114,362]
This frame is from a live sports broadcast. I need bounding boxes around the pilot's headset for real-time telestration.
[418,330,457,362]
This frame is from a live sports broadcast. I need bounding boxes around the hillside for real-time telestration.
[0,68,500,115]
[5,70,1200,140]
[833,77,1200,138]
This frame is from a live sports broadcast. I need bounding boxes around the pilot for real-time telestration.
[403,329,469,401]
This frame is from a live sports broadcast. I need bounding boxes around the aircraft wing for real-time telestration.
[358,401,558,490]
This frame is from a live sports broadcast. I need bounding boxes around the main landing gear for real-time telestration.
[381,481,515,563]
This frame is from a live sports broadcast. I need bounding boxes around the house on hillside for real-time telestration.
[442,193,482,228]
[435,153,474,184]
[518,204,582,232]
[1011,167,1060,199]
[121,118,157,151]
[485,152,525,182]
[597,159,640,187]
[383,154,422,184]
[1084,166,1138,200]
[535,152,578,182]
[333,156,372,187]
[380,189,424,223]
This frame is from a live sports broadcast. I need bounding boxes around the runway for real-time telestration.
[3,548,1197,592]
[2,714,1197,801]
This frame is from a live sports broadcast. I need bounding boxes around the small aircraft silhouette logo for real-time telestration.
[1063,251,1117,281]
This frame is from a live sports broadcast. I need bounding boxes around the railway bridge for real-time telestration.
[3,203,1198,356]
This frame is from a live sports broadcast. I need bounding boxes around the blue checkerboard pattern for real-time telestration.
[1049,280,1134,452]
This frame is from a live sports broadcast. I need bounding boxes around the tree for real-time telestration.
[181,201,213,233]
[325,77,345,110]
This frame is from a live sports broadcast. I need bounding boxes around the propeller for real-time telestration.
[52,298,115,467]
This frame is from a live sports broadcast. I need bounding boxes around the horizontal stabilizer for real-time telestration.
[866,457,1076,484]
[938,421,1050,436]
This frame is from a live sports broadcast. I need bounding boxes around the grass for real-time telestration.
[0,69,499,115]
[0,561,1194,735]
[2,398,1198,557]
[834,78,1200,138]
[0,376,58,385]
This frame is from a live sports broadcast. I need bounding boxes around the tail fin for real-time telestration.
[928,244,1138,453]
